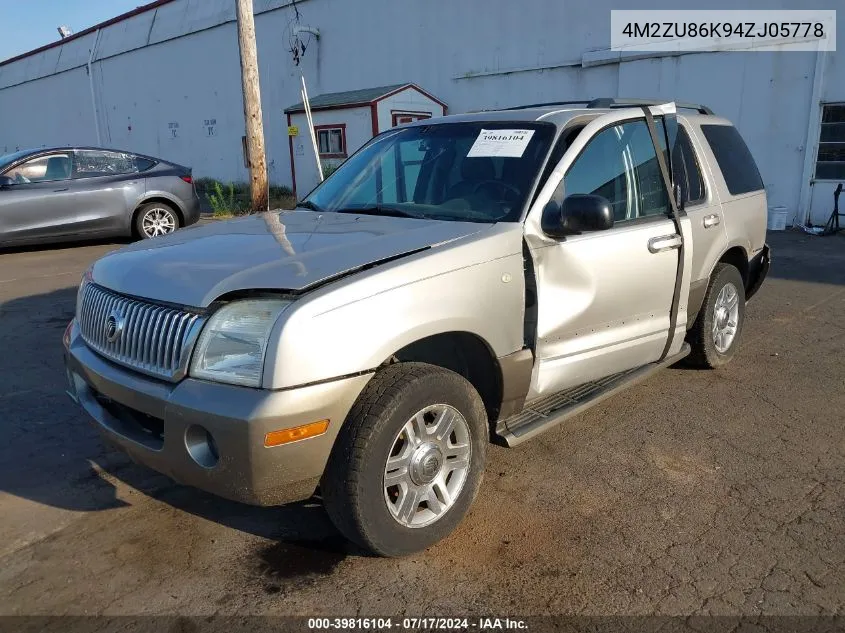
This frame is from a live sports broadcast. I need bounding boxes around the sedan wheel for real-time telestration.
[140,206,178,238]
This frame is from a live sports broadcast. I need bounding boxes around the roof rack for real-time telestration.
[502,98,713,115]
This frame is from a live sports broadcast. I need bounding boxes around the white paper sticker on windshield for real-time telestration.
[467,129,536,158]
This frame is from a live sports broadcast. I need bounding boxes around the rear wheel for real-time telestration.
[135,202,180,239]
[321,363,487,557]
[686,263,746,368]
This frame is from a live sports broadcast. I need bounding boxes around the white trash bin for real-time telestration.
[767,206,788,231]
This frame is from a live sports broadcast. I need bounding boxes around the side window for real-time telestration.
[74,150,139,178]
[816,103,845,179]
[392,111,432,127]
[315,126,347,158]
[562,119,669,222]
[700,124,763,195]
[135,156,157,172]
[532,125,583,204]
[671,127,706,206]
[2,153,73,183]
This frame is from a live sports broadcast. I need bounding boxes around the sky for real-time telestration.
[0,0,145,61]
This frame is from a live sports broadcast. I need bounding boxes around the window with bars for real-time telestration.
[816,104,845,180]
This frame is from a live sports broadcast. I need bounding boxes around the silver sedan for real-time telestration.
[0,147,200,246]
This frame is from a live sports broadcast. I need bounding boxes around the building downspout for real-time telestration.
[798,43,828,226]
[87,28,102,146]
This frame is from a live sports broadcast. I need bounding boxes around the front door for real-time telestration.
[524,107,692,400]
[0,152,77,243]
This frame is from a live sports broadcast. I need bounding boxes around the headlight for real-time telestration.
[190,299,290,387]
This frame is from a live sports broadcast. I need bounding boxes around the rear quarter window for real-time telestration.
[135,157,157,172]
[700,124,763,196]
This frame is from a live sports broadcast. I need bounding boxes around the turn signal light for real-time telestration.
[264,420,329,447]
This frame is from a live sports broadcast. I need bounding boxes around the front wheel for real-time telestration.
[321,363,488,557]
[686,263,746,368]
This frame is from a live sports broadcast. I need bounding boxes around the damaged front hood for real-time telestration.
[90,210,487,307]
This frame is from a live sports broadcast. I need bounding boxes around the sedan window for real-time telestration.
[2,153,73,184]
[73,150,140,178]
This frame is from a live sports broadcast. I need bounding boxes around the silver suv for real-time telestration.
[64,99,770,556]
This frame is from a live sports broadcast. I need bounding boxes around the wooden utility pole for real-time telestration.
[236,0,268,213]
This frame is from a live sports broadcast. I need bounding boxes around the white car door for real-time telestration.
[524,105,693,400]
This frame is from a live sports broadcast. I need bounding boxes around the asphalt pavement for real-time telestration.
[0,231,843,619]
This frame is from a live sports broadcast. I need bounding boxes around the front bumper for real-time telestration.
[746,243,770,301]
[64,321,371,506]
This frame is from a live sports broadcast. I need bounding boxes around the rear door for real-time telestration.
[0,151,77,242]
[698,123,767,260]
[68,150,146,235]
[673,120,728,317]
[524,106,693,399]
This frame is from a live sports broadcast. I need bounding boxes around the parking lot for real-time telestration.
[0,230,843,617]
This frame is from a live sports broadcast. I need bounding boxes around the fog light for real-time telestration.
[185,425,220,468]
[264,420,329,447]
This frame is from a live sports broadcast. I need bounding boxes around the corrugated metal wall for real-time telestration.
[0,0,842,223]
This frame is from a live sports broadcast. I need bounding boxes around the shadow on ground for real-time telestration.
[0,285,346,555]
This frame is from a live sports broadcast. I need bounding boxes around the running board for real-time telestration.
[496,343,691,447]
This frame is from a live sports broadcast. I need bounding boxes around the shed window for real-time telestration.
[392,111,432,127]
[816,103,845,180]
[316,125,347,158]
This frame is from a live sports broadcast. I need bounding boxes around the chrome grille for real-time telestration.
[78,282,204,381]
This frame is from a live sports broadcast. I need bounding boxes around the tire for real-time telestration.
[322,362,488,557]
[134,202,180,239]
[686,263,746,368]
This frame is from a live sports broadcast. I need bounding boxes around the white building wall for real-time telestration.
[0,0,842,223]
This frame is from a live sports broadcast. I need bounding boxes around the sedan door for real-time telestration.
[524,106,693,399]
[67,150,146,236]
[0,152,77,243]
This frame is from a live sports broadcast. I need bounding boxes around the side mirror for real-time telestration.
[541,193,614,237]
[0,175,13,189]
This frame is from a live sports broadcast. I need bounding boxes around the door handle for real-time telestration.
[53,187,69,192]
[703,213,721,228]
[648,234,682,253]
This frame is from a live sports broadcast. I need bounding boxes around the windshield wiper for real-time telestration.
[334,205,427,220]
[297,200,323,212]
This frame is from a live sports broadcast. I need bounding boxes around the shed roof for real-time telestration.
[285,83,444,113]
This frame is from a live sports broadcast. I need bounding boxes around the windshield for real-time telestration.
[0,150,33,173]
[303,122,555,223]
